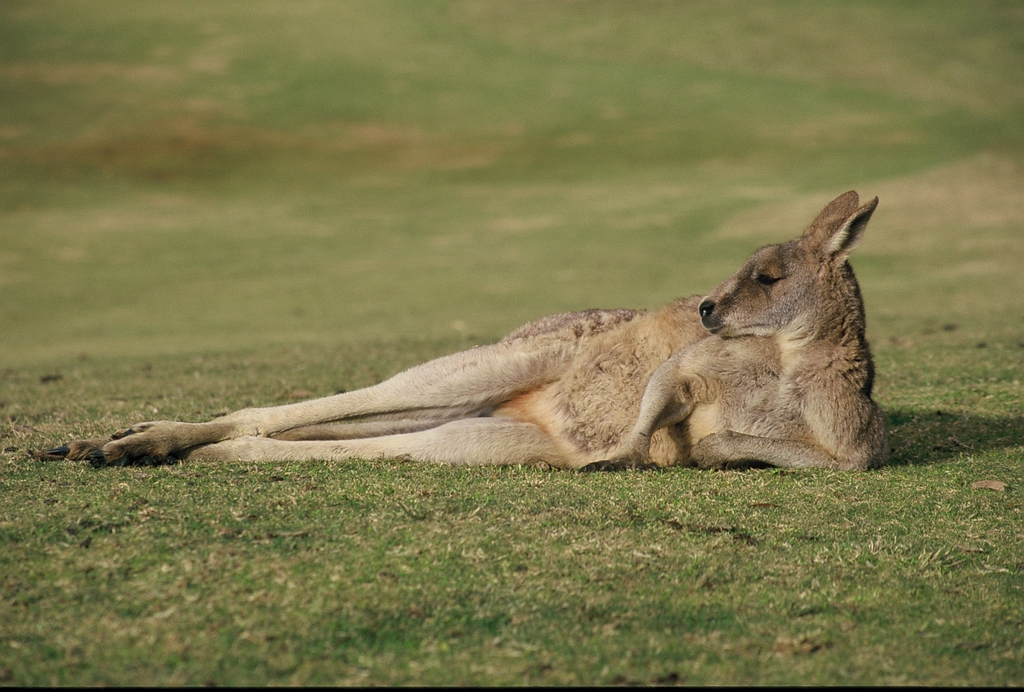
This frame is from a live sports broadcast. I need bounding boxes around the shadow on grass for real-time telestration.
[885,408,1024,467]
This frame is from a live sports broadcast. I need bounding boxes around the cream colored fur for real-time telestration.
[57,191,888,471]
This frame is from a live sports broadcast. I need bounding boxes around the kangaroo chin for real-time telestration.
[46,191,887,472]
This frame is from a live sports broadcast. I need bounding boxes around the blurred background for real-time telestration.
[2,0,1022,366]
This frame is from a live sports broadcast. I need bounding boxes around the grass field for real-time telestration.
[2,0,1023,685]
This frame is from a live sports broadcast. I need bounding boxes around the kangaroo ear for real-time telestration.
[826,196,878,260]
[803,192,878,261]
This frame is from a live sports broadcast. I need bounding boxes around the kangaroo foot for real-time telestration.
[97,419,235,466]
[33,435,179,467]
[31,443,77,461]
[93,422,184,465]
[42,420,223,468]
[32,438,110,461]
[84,447,180,468]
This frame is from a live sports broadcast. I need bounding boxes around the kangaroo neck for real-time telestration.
[815,263,871,353]
[773,308,874,400]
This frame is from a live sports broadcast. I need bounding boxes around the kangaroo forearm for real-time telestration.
[691,430,865,470]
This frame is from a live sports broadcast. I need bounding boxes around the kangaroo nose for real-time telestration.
[698,300,715,319]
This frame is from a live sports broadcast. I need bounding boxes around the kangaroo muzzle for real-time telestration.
[698,298,719,331]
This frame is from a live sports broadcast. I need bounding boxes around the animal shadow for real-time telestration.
[885,408,1024,466]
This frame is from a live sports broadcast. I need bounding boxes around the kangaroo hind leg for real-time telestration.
[186,417,571,468]
[79,339,572,465]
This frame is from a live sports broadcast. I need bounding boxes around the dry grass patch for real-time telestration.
[716,155,1024,245]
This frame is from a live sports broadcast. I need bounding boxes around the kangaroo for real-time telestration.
[45,191,887,471]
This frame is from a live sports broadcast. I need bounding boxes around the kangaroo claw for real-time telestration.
[31,445,71,461]
[111,427,141,440]
[580,460,619,472]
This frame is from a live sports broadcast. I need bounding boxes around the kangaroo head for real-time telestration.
[698,191,878,341]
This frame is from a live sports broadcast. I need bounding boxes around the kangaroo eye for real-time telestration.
[755,273,782,286]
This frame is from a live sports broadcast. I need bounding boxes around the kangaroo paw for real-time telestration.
[580,459,621,472]
[579,457,657,472]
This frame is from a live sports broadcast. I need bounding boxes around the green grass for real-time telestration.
[2,0,1023,685]
[2,340,1023,685]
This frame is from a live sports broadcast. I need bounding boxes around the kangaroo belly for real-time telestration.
[496,298,708,465]
[685,402,726,445]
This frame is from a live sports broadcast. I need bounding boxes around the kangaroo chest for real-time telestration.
[684,341,808,447]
